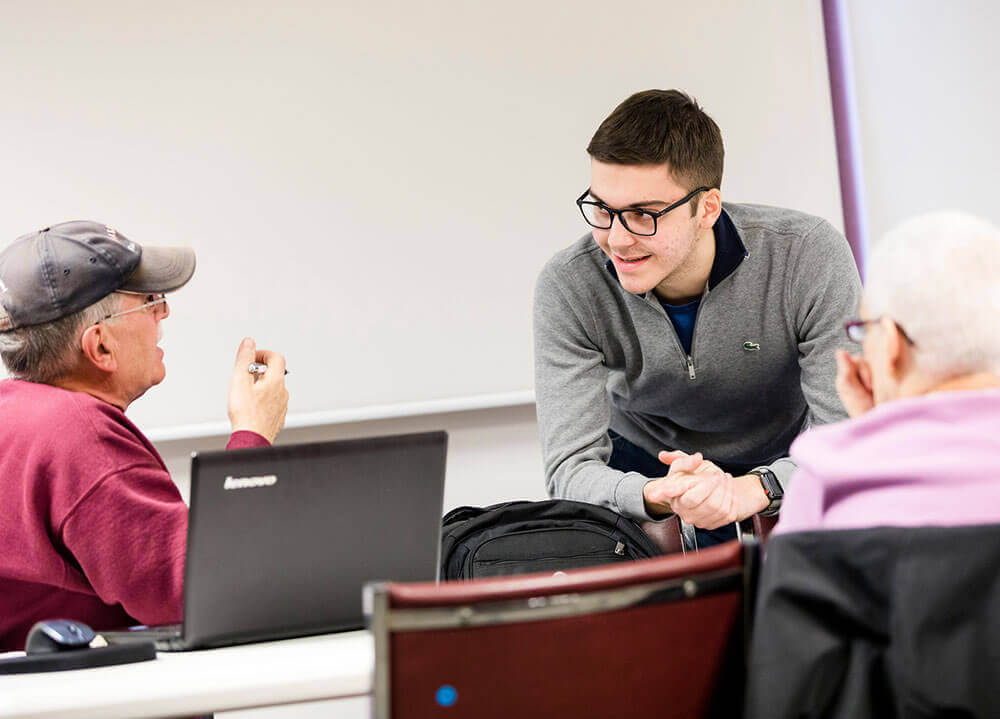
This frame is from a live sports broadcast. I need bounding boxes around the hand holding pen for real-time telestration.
[227,337,289,443]
[248,362,288,376]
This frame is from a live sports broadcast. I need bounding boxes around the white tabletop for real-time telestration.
[0,630,373,719]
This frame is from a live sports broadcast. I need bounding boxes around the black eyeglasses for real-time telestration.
[576,186,711,237]
[844,317,915,346]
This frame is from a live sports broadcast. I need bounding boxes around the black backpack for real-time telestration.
[440,499,663,581]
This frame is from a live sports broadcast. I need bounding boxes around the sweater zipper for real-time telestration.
[657,298,701,381]
[650,283,710,381]
[655,246,743,381]
[684,291,707,380]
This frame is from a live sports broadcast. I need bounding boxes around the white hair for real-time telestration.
[0,294,123,383]
[864,211,1000,380]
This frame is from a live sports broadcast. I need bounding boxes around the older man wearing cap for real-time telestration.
[0,221,289,651]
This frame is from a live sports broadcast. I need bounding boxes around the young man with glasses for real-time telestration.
[0,221,289,650]
[533,89,861,546]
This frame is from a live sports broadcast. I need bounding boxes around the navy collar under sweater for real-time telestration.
[603,208,749,290]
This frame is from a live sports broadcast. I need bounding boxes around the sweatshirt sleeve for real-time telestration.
[769,464,826,535]
[533,260,658,522]
[760,219,861,492]
[59,464,187,626]
[226,430,271,450]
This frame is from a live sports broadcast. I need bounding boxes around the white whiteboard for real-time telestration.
[0,0,842,438]
[845,0,1000,248]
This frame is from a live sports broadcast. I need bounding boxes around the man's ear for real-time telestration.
[697,188,722,229]
[79,324,117,374]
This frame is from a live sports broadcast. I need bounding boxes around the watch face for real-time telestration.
[754,470,782,500]
[765,474,783,499]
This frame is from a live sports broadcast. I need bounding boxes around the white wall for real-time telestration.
[846,0,1000,244]
[0,0,842,440]
[157,403,547,514]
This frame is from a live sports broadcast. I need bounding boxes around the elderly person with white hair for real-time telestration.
[773,210,1000,532]
[745,211,1000,719]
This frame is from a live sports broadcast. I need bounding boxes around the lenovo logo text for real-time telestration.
[223,474,278,490]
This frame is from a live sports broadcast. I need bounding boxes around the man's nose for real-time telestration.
[607,215,637,249]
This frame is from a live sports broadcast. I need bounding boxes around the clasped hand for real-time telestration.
[642,450,768,530]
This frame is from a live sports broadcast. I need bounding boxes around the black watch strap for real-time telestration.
[748,468,783,516]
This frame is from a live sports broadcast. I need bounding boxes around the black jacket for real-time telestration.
[745,525,1000,718]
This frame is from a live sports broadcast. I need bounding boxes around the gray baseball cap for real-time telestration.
[0,221,196,331]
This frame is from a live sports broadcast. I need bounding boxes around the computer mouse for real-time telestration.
[25,619,96,654]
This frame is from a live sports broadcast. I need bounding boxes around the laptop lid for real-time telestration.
[181,430,447,649]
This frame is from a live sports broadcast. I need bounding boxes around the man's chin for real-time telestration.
[619,277,656,296]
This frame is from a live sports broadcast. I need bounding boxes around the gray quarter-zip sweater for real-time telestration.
[533,203,861,522]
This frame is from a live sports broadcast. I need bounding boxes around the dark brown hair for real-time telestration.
[587,89,724,192]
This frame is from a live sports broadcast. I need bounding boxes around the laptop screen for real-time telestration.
[182,431,447,648]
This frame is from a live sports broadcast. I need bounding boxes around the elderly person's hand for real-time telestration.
[227,337,289,443]
[835,349,875,418]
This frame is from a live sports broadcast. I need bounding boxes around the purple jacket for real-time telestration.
[776,388,1000,534]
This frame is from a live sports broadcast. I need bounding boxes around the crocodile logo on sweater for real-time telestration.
[743,341,761,351]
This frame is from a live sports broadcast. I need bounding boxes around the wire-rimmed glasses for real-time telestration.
[101,292,168,322]
[844,317,915,346]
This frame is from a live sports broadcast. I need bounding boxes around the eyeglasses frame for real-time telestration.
[101,292,168,322]
[576,186,712,237]
[844,317,916,346]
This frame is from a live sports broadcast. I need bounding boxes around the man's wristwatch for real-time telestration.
[748,467,783,516]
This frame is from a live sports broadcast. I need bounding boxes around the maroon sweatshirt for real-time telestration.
[0,378,268,650]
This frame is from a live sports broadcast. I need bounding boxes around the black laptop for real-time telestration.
[102,431,447,650]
